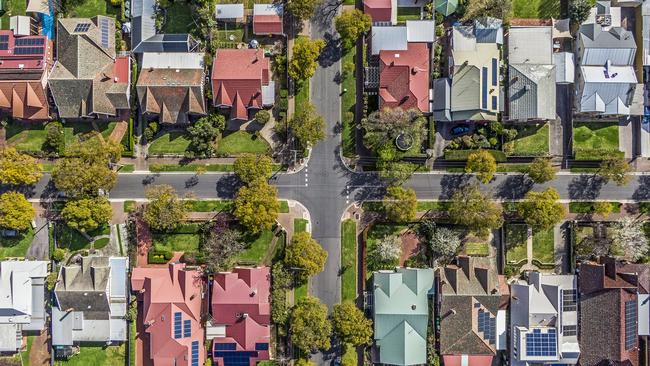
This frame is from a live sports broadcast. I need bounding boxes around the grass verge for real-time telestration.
[341,48,356,157]
[341,220,357,302]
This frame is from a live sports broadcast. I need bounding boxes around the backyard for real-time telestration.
[396,7,421,22]
[0,229,34,259]
[573,122,621,159]
[67,0,122,18]
[54,345,125,366]
[505,123,549,156]
[161,1,194,33]
[512,0,560,19]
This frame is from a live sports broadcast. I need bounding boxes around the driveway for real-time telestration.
[27,218,49,260]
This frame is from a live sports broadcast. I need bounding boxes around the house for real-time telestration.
[131,0,195,54]
[215,4,245,22]
[209,267,271,366]
[578,257,641,366]
[48,17,130,119]
[0,260,48,354]
[131,263,205,366]
[0,27,51,120]
[52,257,128,357]
[620,262,650,337]
[434,17,502,122]
[438,256,508,366]
[575,1,642,116]
[253,4,283,35]
[136,52,206,124]
[434,0,457,16]
[211,48,274,121]
[507,26,556,121]
[367,21,435,114]
[372,267,434,366]
[510,272,580,365]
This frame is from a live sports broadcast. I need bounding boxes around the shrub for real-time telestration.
[280,89,289,98]
[46,272,58,291]
[52,248,65,262]
[44,122,64,155]
[255,110,271,124]
[144,127,155,141]
[278,98,288,111]
[574,148,625,160]
[444,149,506,162]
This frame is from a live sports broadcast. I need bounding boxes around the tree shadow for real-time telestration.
[318,32,342,68]
[439,174,472,200]
[633,176,650,201]
[568,174,604,200]
[495,175,533,200]
[215,174,241,199]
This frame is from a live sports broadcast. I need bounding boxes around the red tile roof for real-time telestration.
[211,267,271,365]
[211,49,270,120]
[131,263,205,366]
[379,42,430,113]
[363,0,392,23]
[113,56,130,85]
[442,355,494,366]
[253,15,283,35]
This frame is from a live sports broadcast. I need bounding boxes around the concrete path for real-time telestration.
[521,226,536,271]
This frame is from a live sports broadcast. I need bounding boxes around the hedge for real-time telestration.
[532,259,555,269]
[444,149,506,162]
[574,148,624,160]
[569,201,621,214]
[148,250,172,264]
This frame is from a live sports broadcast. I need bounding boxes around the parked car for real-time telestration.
[451,124,470,136]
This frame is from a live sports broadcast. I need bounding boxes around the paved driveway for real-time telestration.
[27,218,49,260]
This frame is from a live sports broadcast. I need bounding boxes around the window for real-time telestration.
[563,325,577,336]
[255,343,269,351]
[562,289,577,312]
[625,300,637,350]
[191,341,199,366]
[173,312,182,339]
[184,319,191,338]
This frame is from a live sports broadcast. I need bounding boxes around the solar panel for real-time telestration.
[74,23,91,33]
[0,43,8,51]
[183,319,191,338]
[255,343,269,351]
[214,343,237,351]
[477,309,496,345]
[214,351,259,366]
[525,329,557,357]
[100,18,109,48]
[173,312,182,339]
[481,67,488,109]
[0,35,9,42]
[15,38,45,46]
[625,300,637,350]
[191,341,199,366]
[491,58,497,86]
[14,47,44,55]
[562,289,577,312]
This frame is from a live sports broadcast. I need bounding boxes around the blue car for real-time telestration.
[451,124,470,136]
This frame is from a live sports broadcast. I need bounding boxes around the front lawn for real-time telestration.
[366,224,405,275]
[151,223,201,255]
[397,7,421,22]
[505,224,528,263]
[341,220,357,302]
[6,121,116,154]
[162,1,194,33]
[148,131,191,155]
[56,225,92,252]
[54,345,125,366]
[0,229,34,259]
[532,228,554,264]
[187,200,233,212]
[569,201,622,214]
[236,230,277,265]
[63,121,116,149]
[341,49,356,157]
[512,0,560,18]
[573,122,621,159]
[216,131,271,156]
[506,123,549,156]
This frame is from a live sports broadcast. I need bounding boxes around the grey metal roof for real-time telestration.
[109,257,127,299]
[508,26,552,65]
[371,26,408,55]
[215,4,244,19]
[508,64,556,120]
[432,77,451,121]
[131,0,193,53]
[474,17,503,45]
[554,52,574,84]
[406,20,435,43]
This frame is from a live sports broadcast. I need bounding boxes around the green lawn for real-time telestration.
[569,201,621,214]
[279,200,289,213]
[294,219,308,233]
[148,132,192,155]
[236,230,276,265]
[505,224,528,263]
[0,229,34,259]
[68,0,122,17]
[187,200,233,212]
[341,49,356,157]
[512,0,560,18]
[129,321,136,366]
[56,225,92,252]
[532,227,554,264]
[216,131,271,156]
[464,242,489,256]
[295,80,309,110]
[162,1,194,33]
[416,201,451,212]
[94,237,110,249]
[20,336,33,366]
[497,164,530,173]
[506,123,549,156]
[0,0,26,29]
[216,24,245,43]
[573,122,619,151]
[151,224,201,254]
[119,164,135,173]
[397,7,421,22]
[55,345,125,366]
[341,220,357,302]
[150,163,284,172]
[294,283,308,303]
[6,121,116,154]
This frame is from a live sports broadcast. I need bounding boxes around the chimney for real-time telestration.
[602,257,617,280]
[250,289,257,297]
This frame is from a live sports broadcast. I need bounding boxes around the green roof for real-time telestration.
[435,0,457,16]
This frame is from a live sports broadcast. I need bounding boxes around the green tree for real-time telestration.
[0,192,35,231]
[288,102,326,151]
[61,197,112,232]
[465,150,497,184]
[290,297,332,352]
[527,158,555,184]
[335,9,371,50]
[44,121,64,154]
[287,0,322,21]
[284,231,327,283]
[233,154,274,184]
[289,38,325,81]
[448,184,503,237]
[361,108,424,153]
[255,110,271,124]
[332,302,373,346]
[52,248,65,262]
[295,359,316,366]
[517,188,566,230]
[187,114,225,158]
[593,201,613,218]
[143,185,188,231]
[598,157,631,186]
[382,186,417,222]
[377,160,417,185]
[0,147,42,186]
[233,179,280,233]
[569,0,592,24]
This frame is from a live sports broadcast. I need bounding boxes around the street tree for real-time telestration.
[289,38,325,81]
[377,161,417,185]
[598,157,631,186]
[527,158,555,184]
[465,150,497,184]
[61,197,112,232]
[610,217,649,261]
[143,185,188,231]
[286,0,322,21]
[0,147,42,186]
[332,302,373,346]
[0,191,35,231]
[288,102,326,151]
[418,220,461,264]
[284,231,328,283]
[335,9,371,50]
[448,184,504,237]
[461,0,512,22]
[201,227,245,273]
[233,154,274,184]
[290,297,332,353]
[382,185,417,222]
[233,179,280,233]
[517,188,566,230]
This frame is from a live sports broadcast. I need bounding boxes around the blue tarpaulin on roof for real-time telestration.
[39,0,54,39]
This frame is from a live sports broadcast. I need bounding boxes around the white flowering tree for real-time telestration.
[374,234,402,262]
[610,217,649,261]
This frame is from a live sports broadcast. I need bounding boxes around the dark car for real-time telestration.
[451,124,470,136]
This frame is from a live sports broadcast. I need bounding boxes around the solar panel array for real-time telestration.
[481,67,488,109]
[491,58,497,86]
[525,328,557,357]
[477,309,496,345]
[15,38,44,46]
[173,312,182,339]
[191,341,199,366]
[625,300,637,350]
[100,18,109,48]
[215,343,237,351]
[183,319,191,338]
[0,35,9,51]
[213,351,259,366]
[562,289,577,312]
[74,23,91,33]
[14,47,44,55]
[255,343,269,351]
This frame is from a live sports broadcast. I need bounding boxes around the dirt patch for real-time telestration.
[29,330,50,366]
[399,231,421,265]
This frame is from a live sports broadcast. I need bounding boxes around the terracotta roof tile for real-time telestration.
[379,42,430,113]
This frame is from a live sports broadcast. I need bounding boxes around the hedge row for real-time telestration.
[444,149,506,162]
[148,250,173,264]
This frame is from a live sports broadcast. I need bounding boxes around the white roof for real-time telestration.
[508,26,553,65]
[581,64,637,82]
[262,80,275,106]
[10,16,31,36]
[0,261,48,325]
[109,257,127,299]
[141,52,205,69]
[371,26,408,54]
[0,323,19,352]
[215,4,244,19]
[253,3,283,16]
[25,0,49,14]
[406,20,435,43]
[554,52,574,83]
[639,294,650,336]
